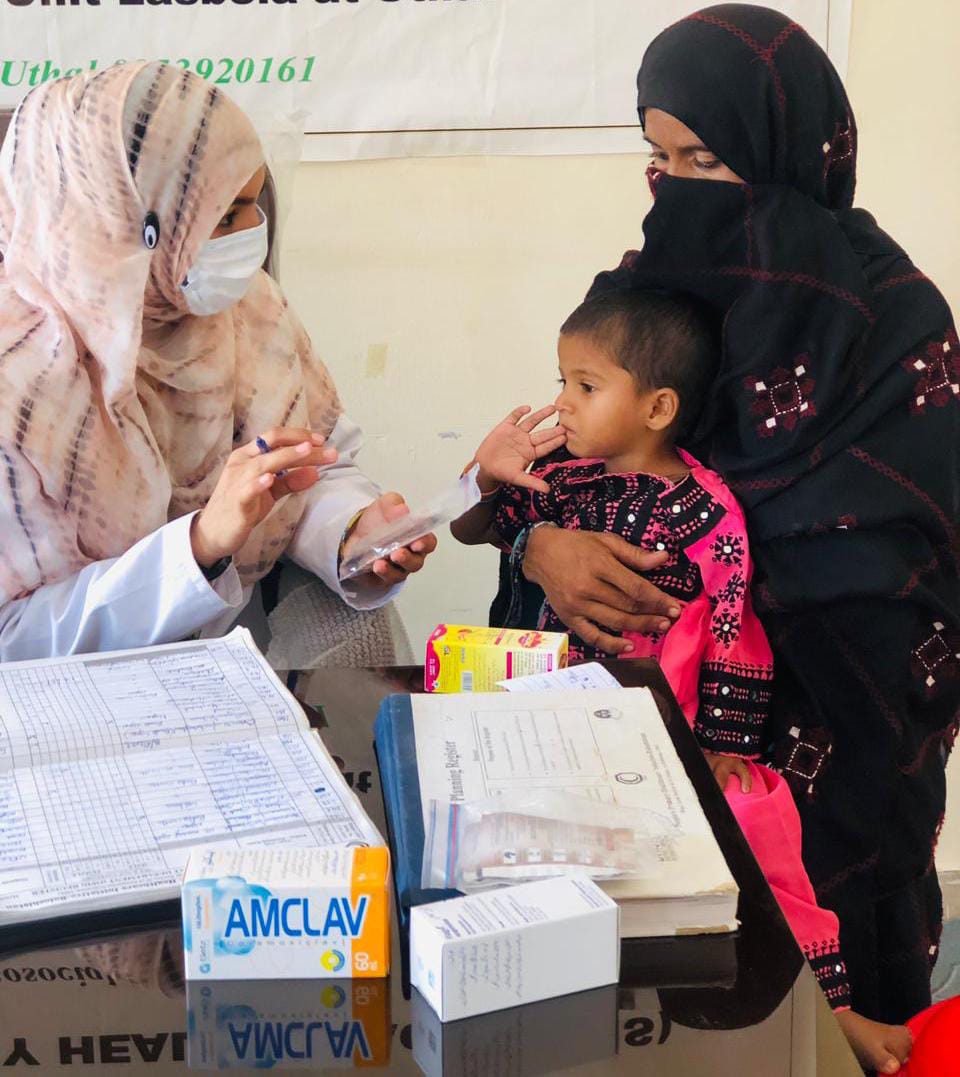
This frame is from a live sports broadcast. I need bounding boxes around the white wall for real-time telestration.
[279,1,960,871]
[281,152,652,648]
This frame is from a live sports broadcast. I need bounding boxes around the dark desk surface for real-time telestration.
[0,663,862,1075]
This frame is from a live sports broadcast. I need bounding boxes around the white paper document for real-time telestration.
[411,689,714,869]
[497,662,622,693]
[0,629,380,925]
[409,688,737,936]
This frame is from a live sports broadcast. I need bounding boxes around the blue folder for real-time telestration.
[374,695,461,921]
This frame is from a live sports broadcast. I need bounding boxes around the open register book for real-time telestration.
[0,628,381,947]
[375,686,738,939]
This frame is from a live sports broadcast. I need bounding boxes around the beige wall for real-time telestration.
[281,153,650,649]
[846,0,960,873]
[280,0,960,869]
[849,0,960,317]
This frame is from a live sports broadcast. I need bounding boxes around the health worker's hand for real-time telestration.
[473,405,567,495]
[191,428,338,568]
[344,492,437,590]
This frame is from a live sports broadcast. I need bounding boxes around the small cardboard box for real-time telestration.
[424,624,568,693]
[410,876,619,1022]
[181,846,390,981]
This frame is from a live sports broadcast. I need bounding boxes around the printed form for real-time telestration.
[0,629,380,924]
[412,688,709,842]
[412,688,738,915]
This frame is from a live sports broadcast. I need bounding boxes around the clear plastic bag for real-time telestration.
[338,466,482,581]
[421,790,661,893]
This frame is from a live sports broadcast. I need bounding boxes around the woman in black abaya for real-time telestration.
[517,6,958,1070]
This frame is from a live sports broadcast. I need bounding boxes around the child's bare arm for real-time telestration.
[450,499,499,545]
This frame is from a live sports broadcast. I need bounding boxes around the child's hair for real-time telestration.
[560,288,719,441]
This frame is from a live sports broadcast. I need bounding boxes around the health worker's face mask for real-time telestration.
[180,206,268,317]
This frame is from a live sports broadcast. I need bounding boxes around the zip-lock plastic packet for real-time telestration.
[422,791,661,893]
[339,466,482,581]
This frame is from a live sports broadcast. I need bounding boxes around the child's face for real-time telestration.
[554,333,661,463]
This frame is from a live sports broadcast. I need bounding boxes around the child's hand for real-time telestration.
[475,405,566,495]
[703,751,753,794]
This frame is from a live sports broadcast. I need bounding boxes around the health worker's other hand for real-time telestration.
[522,526,682,654]
[474,405,567,495]
[345,492,437,589]
[191,428,337,567]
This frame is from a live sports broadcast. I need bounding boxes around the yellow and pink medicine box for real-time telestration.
[424,624,568,693]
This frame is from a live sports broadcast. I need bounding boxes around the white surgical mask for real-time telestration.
[180,207,268,317]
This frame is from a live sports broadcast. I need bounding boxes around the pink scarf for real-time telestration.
[0,62,341,603]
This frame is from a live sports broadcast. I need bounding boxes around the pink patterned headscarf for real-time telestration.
[0,62,341,603]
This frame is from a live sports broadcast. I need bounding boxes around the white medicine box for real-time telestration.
[410,876,619,1022]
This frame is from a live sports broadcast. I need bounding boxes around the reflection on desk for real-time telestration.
[410,984,618,1077]
[0,927,857,1075]
[186,978,390,1069]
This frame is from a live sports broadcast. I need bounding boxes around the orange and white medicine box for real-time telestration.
[425,624,568,693]
[182,846,390,980]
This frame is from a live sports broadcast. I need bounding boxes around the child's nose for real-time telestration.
[554,387,570,411]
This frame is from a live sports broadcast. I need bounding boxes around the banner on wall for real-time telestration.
[0,0,850,160]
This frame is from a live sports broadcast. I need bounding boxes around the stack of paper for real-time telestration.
[0,629,381,939]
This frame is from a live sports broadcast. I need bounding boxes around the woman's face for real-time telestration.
[210,165,267,239]
[643,108,744,185]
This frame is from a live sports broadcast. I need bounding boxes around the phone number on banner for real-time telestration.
[0,56,316,89]
[158,56,316,83]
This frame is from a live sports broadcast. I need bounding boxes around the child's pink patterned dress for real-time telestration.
[494,449,772,755]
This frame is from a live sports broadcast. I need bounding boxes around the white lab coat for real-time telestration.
[0,416,401,661]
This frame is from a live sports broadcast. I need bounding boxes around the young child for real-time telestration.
[454,288,770,772]
[452,287,912,1073]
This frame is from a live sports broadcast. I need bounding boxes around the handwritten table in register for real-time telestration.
[0,637,376,920]
[0,662,862,1076]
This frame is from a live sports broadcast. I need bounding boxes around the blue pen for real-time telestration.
[255,435,286,477]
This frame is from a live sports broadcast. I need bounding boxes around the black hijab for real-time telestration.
[589,4,959,916]
[638,3,856,211]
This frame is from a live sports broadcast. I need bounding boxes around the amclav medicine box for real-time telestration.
[182,846,390,980]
